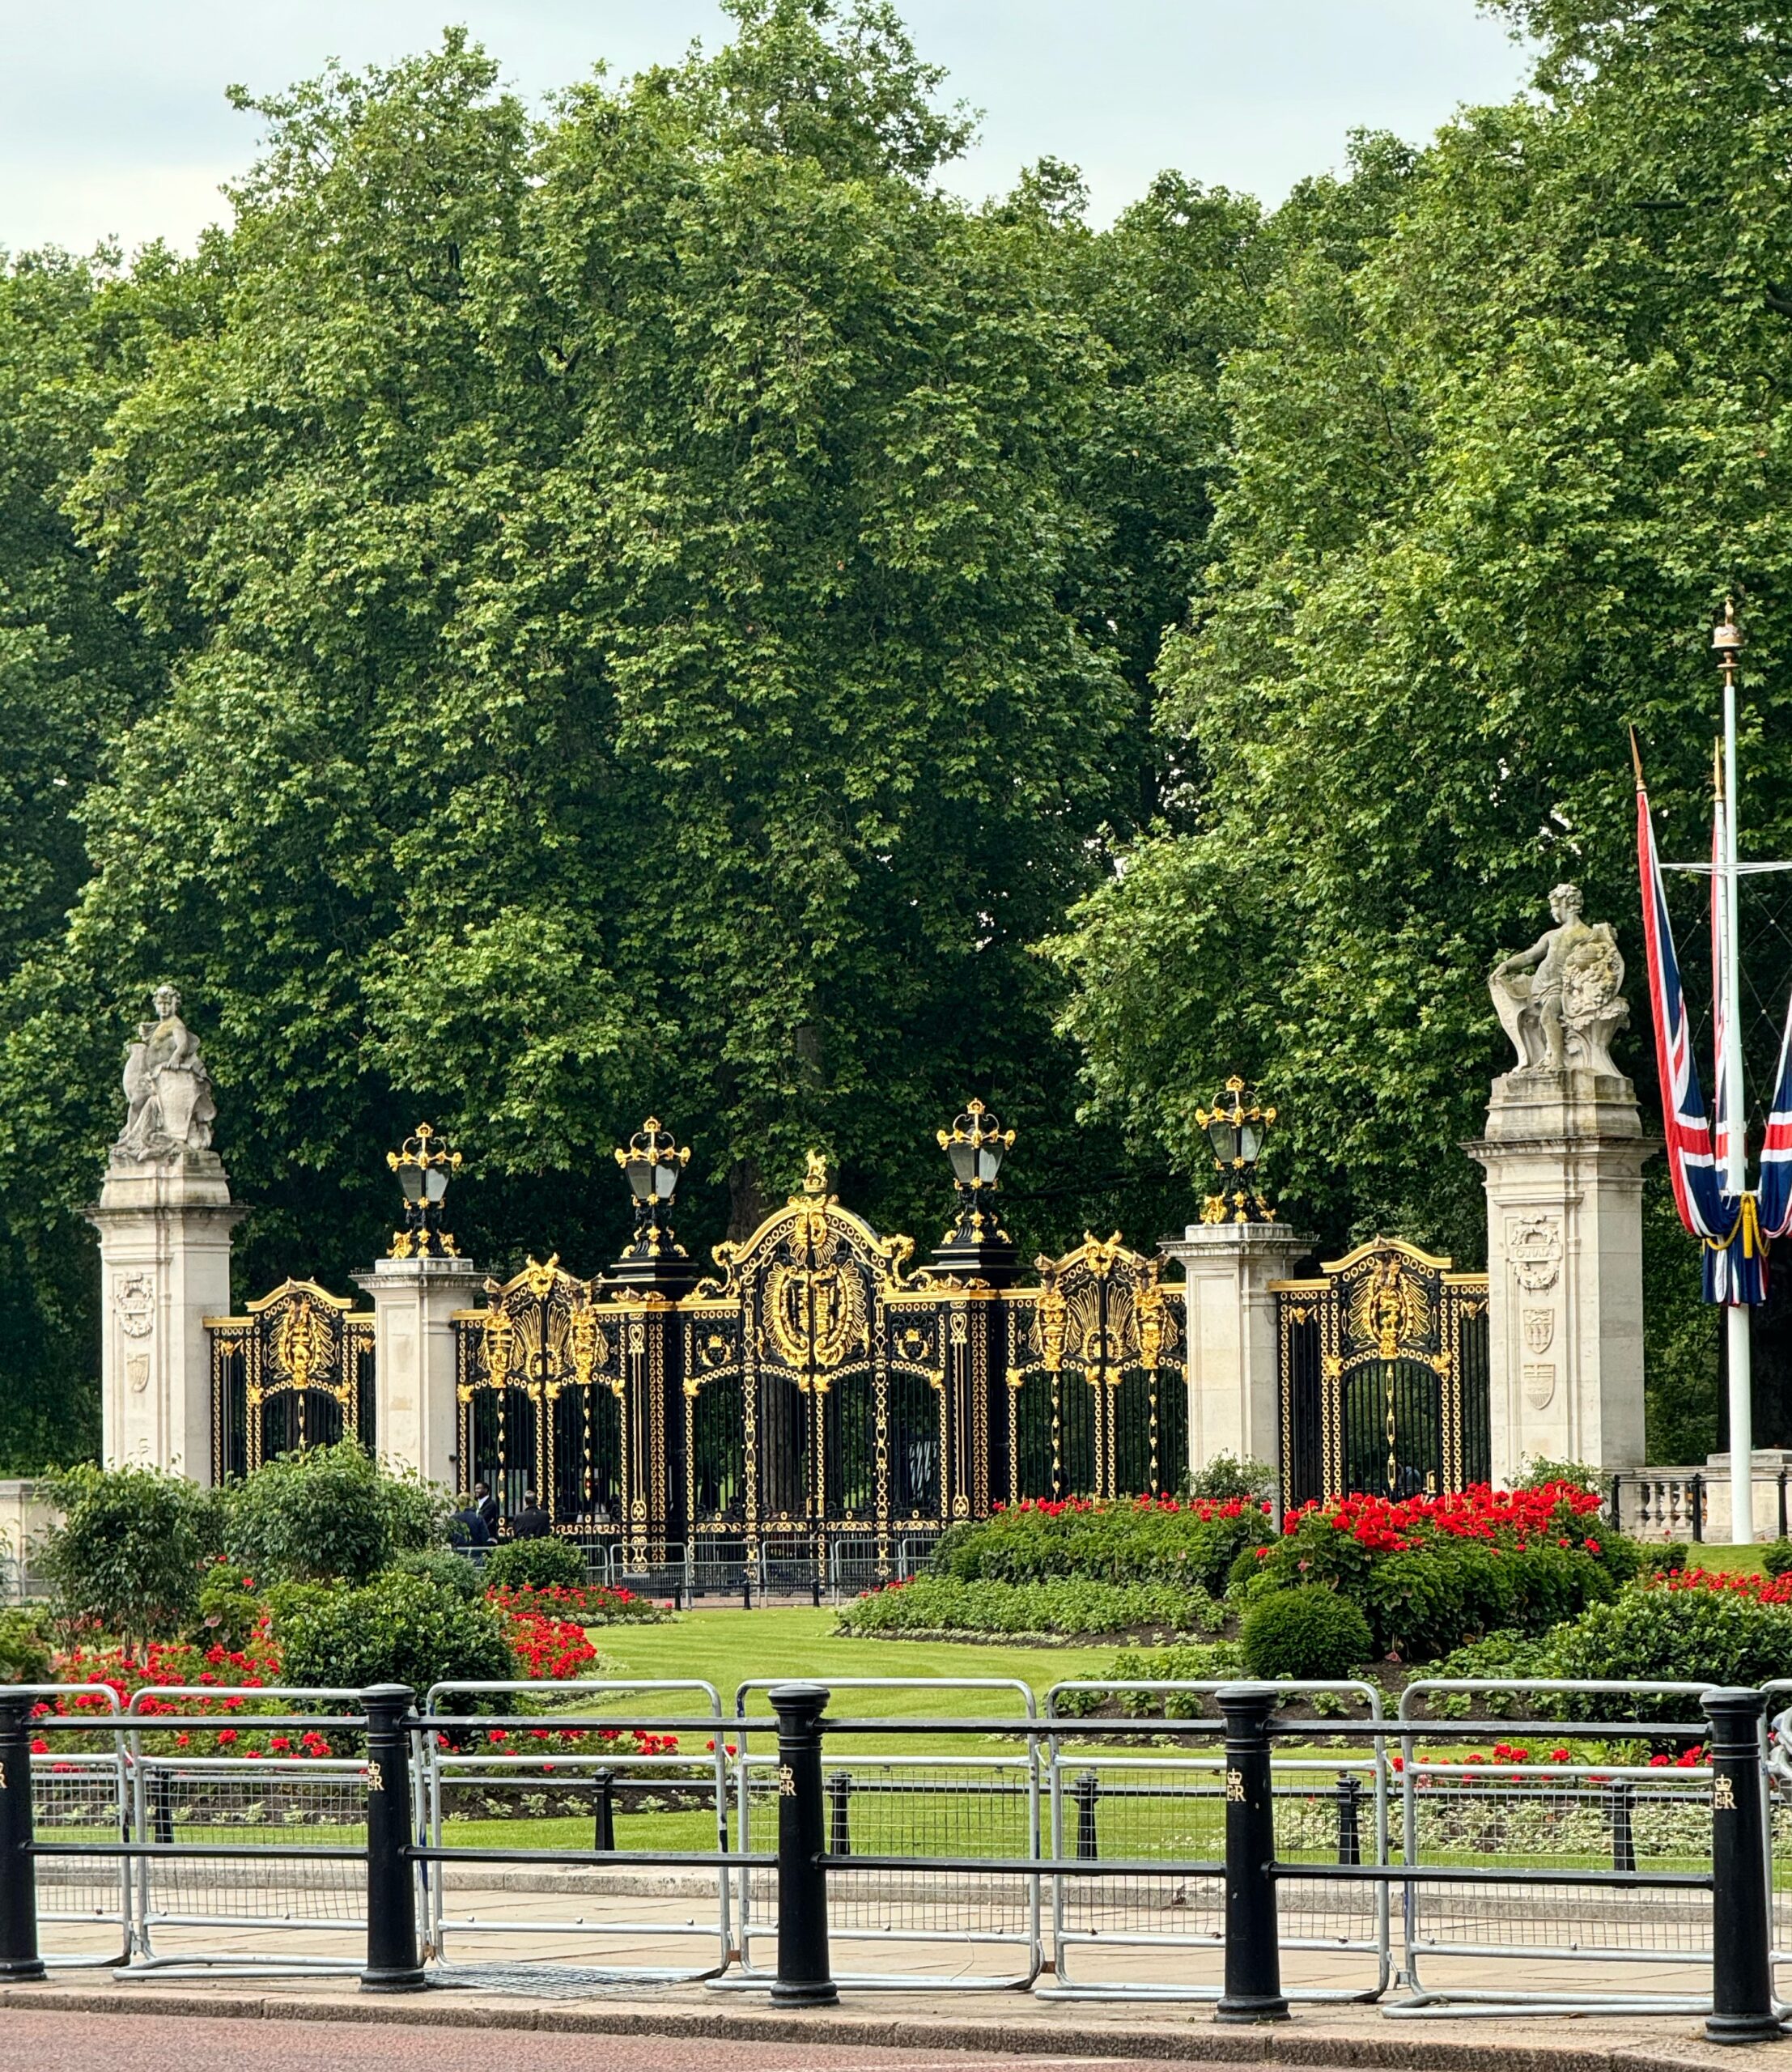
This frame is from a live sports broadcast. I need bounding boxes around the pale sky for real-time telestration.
[1,2,1533,256]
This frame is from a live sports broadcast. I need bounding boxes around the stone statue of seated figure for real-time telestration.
[1490,882,1629,1078]
[114,983,218,1162]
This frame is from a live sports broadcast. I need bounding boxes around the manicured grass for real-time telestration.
[1669,1541,1781,1575]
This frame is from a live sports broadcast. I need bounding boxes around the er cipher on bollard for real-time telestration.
[1702,1688,1781,2044]
[0,1692,45,1981]
[360,1684,427,1994]
[768,1681,838,2006]
[1213,1684,1289,2024]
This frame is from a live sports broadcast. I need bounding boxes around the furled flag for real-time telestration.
[1635,743,1764,1302]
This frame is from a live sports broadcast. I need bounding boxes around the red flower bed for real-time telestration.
[1658,1566,1792,1606]
[1282,1481,1603,1555]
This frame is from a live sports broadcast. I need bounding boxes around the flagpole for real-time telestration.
[1716,601,1754,1544]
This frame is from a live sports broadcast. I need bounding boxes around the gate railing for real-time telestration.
[3,1675,1785,2042]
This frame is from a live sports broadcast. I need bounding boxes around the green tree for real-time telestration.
[221,1440,449,1586]
[1052,4,1792,1456]
[37,1463,219,1653]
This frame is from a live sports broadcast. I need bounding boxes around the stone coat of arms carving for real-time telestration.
[113,1272,155,1340]
[1522,1307,1556,1356]
[1507,1214,1563,1293]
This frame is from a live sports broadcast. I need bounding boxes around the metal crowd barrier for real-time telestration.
[20,1684,128,1968]
[1386,1679,1721,2019]
[1038,1679,1389,2002]
[0,1676,1783,2044]
[124,1685,372,1977]
[730,1677,1040,1989]
[421,1677,731,1980]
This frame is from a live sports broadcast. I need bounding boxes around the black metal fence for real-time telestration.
[6,1676,1789,2040]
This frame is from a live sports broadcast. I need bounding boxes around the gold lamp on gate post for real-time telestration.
[929,1098,1021,1284]
[1195,1076,1277,1225]
[386,1123,463,1257]
[613,1117,691,1265]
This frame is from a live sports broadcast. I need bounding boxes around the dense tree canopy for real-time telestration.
[8,0,1792,1468]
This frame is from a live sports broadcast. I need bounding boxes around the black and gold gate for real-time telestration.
[1004,1238,1184,1504]
[208,1279,376,1483]
[682,1154,951,1573]
[1272,1238,1489,1506]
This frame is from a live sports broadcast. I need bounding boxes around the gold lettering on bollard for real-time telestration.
[0,1761,8,1791]
[1225,1768,1246,1802]
[366,1760,385,1794]
[778,1764,797,1796]
[1713,1775,1736,1810]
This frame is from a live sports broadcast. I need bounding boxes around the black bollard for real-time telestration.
[827,1769,851,1858]
[1607,1777,1636,1877]
[359,1684,427,1993]
[1703,1688,1779,2044]
[592,1766,617,1853]
[810,1573,822,1609]
[149,1765,176,1848]
[1336,1772,1361,1868]
[1214,1684,1289,2024]
[0,1692,45,1981]
[768,1682,837,2006]
[1072,1770,1099,1862]
[742,1573,753,1611]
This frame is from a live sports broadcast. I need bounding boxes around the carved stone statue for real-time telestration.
[114,985,218,1162]
[1489,883,1629,1077]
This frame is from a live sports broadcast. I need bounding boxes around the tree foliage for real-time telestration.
[1052,0,1792,1455]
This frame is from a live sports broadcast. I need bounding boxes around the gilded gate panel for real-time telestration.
[1272,1237,1490,1507]
[207,1280,374,1483]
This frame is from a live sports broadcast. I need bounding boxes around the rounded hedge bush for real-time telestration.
[482,1537,588,1592]
[1239,1587,1373,1681]
[277,1569,514,1698]
[387,1547,482,1601]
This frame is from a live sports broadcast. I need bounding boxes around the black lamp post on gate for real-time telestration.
[385,1123,463,1258]
[930,1098,1021,1284]
[1194,1077,1277,1226]
[608,1116,699,1294]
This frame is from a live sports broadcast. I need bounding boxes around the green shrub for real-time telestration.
[196,1557,265,1650]
[1542,1582,1792,1720]
[0,1607,52,1684]
[482,1537,587,1592]
[1761,1541,1792,1579]
[838,1574,1218,1641]
[1426,1629,1556,1715]
[932,1497,1270,1595]
[1517,1458,1603,1494]
[223,1441,451,1586]
[1184,1454,1273,1502]
[1052,1641,1246,1718]
[1239,1589,1373,1680]
[387,1548,482,1601]
[37,1463,220,1651]
[276,1569,514,1699]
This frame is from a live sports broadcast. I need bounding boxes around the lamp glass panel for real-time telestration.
[1239,1119,1265,1164]
[653,1161,677,1200]
[947,1140,977,1184]
[976,1141,1004,1184]
[624,1158,654,1200]
[424,1166,448,1203]
[398,1164,424,1204]
[1205,1117,1241,1164]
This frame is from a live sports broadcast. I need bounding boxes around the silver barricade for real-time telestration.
[21,1683,129,1968]
[1388,1678,1718,2017]
[1758,1675,1792,2014]
[122,1684,371,1976]
[1038,1679,1389,2002]
[423,1677,731,1980]
[728,1676,1041,1989]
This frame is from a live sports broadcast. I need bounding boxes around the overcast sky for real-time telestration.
[1,2,1535,255]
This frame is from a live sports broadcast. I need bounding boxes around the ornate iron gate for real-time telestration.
[1272,1238,1488,1506]
[207,1279,375,1483]
[1003,1238,1184,1505]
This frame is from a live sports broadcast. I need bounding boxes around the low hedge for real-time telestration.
[483,1538,588,1592]
[931,1496,1272,1595]
[837,1573,1220,1641]
[1240,1588,1373,1680]
[277,1568,515,1698]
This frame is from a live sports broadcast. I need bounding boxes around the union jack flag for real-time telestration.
[1636,758,1763,1302]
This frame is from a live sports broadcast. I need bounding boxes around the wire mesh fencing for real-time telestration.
[421,1677,733,1982]
[1038,1679,1388,2002]
[732,1677,1041,1989]
[23,1684,129,1968]
[1387,1679,1719,2018]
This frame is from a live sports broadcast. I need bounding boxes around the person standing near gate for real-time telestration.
[512,1487,550,1539]
[473,1480,499,1537]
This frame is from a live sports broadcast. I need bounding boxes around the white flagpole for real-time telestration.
[1716,601,1754,1544]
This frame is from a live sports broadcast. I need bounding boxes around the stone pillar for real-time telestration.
[352,1256,484,1491]
[85,987,241,1484]
[1465,1069,1654,1484]
[87,1153,243,1483]
[1159,1223,1317,1479]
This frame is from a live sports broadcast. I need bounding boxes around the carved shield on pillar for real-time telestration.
[1522,1307,1556,1356]
[1522,1361,1556,1410]
[156,1068,202,1151]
